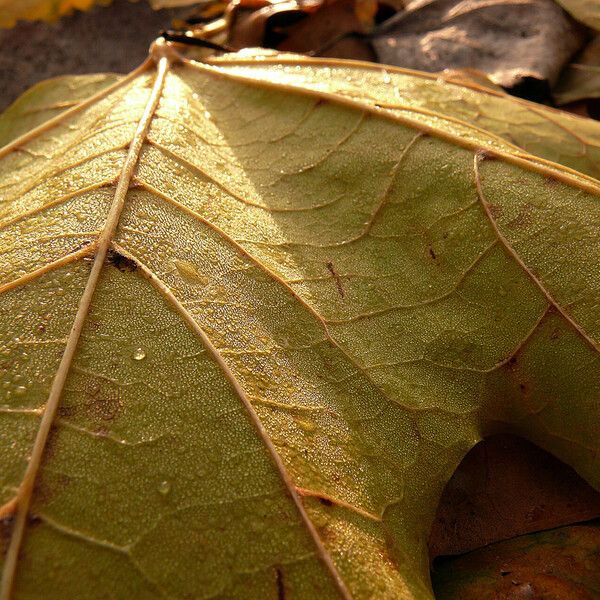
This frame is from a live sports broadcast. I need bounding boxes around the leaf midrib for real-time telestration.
[0,50,353,600]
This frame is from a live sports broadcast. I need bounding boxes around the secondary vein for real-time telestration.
[474,152,599,355]
[110,242,354,600]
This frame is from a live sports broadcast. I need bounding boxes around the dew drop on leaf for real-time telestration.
[296,419,316,434]
[132,347,146,361]
[158,480,171,495]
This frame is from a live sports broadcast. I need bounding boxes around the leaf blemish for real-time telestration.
[70,239,92,255]
[476,148,496,161]
[27,515,41,527]
[0,516,14,554]
[326,261,345,298]
[107,249,137,273]
[275,567,285,600]
[487,203,503,219]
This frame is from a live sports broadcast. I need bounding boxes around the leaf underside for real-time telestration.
[0,48,598,600]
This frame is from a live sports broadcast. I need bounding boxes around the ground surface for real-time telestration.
[0,0,184,111]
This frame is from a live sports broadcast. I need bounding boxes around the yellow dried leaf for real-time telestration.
[0,45,598,599]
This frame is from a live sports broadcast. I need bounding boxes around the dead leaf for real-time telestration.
[554,35,600,106]
[371,0,587,94]
[0,0,110,28]
[429,434,600,558]
[0,45,599,599]
[432,522,600,599]
[227,0,318,50]
[276,0,377,60]
[150,0,201,8]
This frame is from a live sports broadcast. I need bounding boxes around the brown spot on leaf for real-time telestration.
[106,249,137,273]
[28,514,42,527]
[319,497,333,507]
[487,203,503,219]
[429,246,437,260]
[476,148,496,161]
[33,447,72,507]
[508,205,534,230]
[0,516,13,555]
[317,523,337,544]
[275,567,285,600]
[326,261,345,298]
[57,405,76,418]
[86,320,102,332]
[86,385,122,423]
[70,239,92,255]
[59,381,122,424]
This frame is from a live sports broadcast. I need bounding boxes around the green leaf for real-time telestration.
[0,47,599,599]
[7,54,600,180]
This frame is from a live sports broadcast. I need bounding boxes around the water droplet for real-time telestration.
[14,386,27,397]
[296,419,316,434]
[158,480,171,495]
[132,348,146,361]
